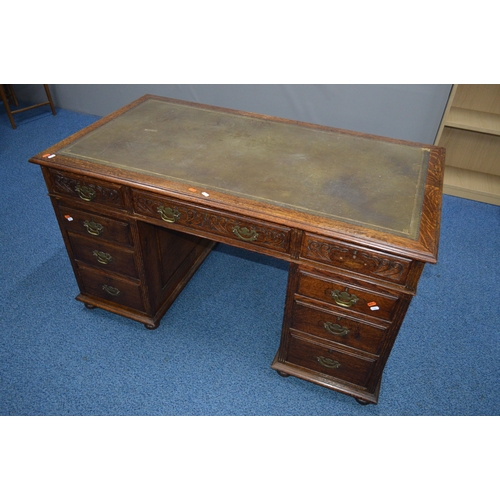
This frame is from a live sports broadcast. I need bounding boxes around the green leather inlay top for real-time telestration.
[58,99,430,239]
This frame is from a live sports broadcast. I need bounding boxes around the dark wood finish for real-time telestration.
[291,299,389,355]
[46,179,214,330]
[285,331,377,388]
[131,188,292,257]
[68,232,138,278]
[29,95,445,404]
[301,233,413,285]
[296,267,403,322]
[56,203,135,246]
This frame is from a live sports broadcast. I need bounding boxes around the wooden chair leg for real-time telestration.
[43,84,56,115]
[7,85,18,106]
[0,85,17,129]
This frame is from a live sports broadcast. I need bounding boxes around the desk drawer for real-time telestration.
[286,333,376,388]
[48,169,128,210]
[79,266,145,312]
[296,269,400,322]
[292,300,387,355]
[56,204,134,246]
[69,232,138,279]
[132,190,292,255]
[302,233,411,285]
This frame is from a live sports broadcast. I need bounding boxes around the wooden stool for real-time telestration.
[0,84,56,129]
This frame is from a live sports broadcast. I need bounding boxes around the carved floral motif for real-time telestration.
[305,240,408,282]
[134,195,290,252]
[53,174,122,206]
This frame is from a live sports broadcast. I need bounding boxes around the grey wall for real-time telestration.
[13,84,451,144]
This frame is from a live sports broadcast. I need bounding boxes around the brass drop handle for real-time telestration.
[331,289,359,308]
[317,357,341,369]
[232,225,258,242]
[324,322,349,337]
[102,284,120,296]
[157,205,181,223]
[93,250,112,265]
[83,220,104,236]
[75,183,96,202]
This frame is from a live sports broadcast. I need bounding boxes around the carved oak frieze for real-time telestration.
[304,239,409,283]
[133,194,290,252]
[53,173,123,207]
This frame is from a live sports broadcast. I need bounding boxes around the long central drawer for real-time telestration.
[131,189,292,255]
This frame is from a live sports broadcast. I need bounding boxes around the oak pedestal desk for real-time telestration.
[30,95,445,405]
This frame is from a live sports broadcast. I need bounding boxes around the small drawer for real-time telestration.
[132,190,292,255]
[79,266,145,313]
[286,333,376,388]
[296,269,400,321]
[292,300,388,355]
[48,169,128,210]
[302,233,411,285]
[68,232,138,279]
[56,204,134,246]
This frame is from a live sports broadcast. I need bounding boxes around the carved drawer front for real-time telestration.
[57,204,133,246]
[286,333,376,388]
[132,190,292,255]
[48,169,128,210]
[68,232,138,279]
[302,233,411,285]
[79,266,145,313]
[296,269,400,322]
[291,300,388,355]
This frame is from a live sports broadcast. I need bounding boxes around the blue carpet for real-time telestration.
[1,105,499,416]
